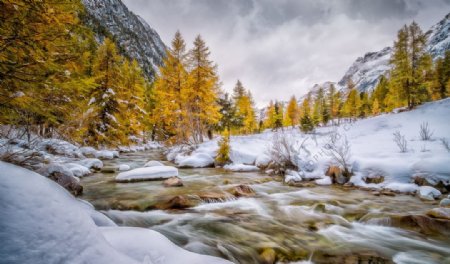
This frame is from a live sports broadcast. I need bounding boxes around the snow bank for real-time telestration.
[0,161,232,264]
[315,176,332,186]
[285,170,302,183]
[94,150,119,160]
[101,227,231,264]
[116,166,178,182]
[144,160,164,167]
[178,153,214,168]
[168,99,450,191]
[223,163,259,172]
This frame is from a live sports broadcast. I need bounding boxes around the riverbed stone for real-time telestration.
[163,176,183,187]
[418,186,441,201]
[101,166,118,173]
[259,248,276,264]
[441,198,450,207]
[48,171,83,196]
[227,184,255,197]
[427,208,450,220]
[367,214,450,236]
[364,175,384,184]
[154,195,201,210]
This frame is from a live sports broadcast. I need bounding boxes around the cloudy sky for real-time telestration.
[123,0,450,106]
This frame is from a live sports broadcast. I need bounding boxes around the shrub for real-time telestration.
[419,122,433,141]
[324,131,352,176]
[393,131,408,152]
[215,132,231,166]
[441,138,450,152]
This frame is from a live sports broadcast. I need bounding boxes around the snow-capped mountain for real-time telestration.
[322,13,450,95]
[82,0,166,80]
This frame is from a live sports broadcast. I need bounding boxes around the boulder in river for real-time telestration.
[163,176,183,187]
[154,195,201,210]
[367,214,450,236]
[259,248,276,264]
[115,166,178,182]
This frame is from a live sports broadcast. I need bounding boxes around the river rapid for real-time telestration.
[80,150,450,264]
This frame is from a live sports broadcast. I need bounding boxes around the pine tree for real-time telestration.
[372,75,389,112]
[433,50,450,99]
[273,101,283,129]
[299,97,314,133]
[232,81,256,134]
[264,100,276,129]
[359,92,371,118]
[372,99,380,115]
[186,35,221,143]
[217,93,239,132]
[85,38,124,146]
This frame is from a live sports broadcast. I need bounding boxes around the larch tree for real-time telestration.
[186,35,221,143]
[152,31,189,144]
[284,95,299,127]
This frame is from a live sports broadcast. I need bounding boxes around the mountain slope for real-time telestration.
[82,0,166,80]
[335,13,450,93]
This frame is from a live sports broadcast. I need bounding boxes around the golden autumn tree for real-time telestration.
[185,35,221,143]
[152,31,189,143]
[233,80,256,134]
[284,95,299,127]
[0,0,95,139]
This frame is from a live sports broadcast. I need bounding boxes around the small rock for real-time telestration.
[163,176,183,187]
[364,175,384,184]
[227,184,255,197]
[144,160,164,167]
[155,195,200,210]
[48,171,83,196]
[440,198,450,207]
[199,192,235,202]
[380,190,396,196]
[101,166,118,173]
[260,248,276,264]
[426,208,450,220]
[326,166,349,184]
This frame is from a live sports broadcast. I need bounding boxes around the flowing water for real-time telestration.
[80,150,450,264]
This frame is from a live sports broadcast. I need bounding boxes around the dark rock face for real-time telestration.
[82,0,166,80]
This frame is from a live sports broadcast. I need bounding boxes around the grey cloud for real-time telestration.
[123,0,450,106]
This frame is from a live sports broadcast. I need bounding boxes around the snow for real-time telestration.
[144,160,165,167]
[223,163,259,172]
[315,176,332,185]
[76,158,103,170]
[178,152,214,168]
[64,162,92,177]
[169,99,450,193]
[285,170,302,183]
[0,161,232,264]
[101,227,231,264]
[255,153,271,168]
[94,150,119,160]
[116,166,178,182]
[118,164,131,171]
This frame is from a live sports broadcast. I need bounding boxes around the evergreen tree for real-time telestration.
[232,81,256,134]
[264,100,276,129]
[372,75,389,112]
[299,97,314,133]
[86,38,124,146]
[215,130,231,166]
[433,50,450,99]
[217,93,239,132]
[273,101,283,129]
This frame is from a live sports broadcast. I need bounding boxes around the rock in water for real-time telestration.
[227,184,255,197]
[116,166,178,182]
[163,176,183,187]
[418,186,442,201]
[427,208,450,220]
[440,198,450,207]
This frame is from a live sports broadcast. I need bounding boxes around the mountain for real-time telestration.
[82,0,166,80]
[311,13,450,95]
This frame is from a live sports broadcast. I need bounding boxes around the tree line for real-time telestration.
[1,1,448,147]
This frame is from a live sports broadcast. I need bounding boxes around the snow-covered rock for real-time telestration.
[75,158,103,170]
[285,170,302,184]
[94,150,118,160]
[418,186,442,201]
[118,164,130,171]
[0,161,231,264]
[315,176,332,186]
[178,153,214,168]
[255,153,271,168]
[384,183,419,193]
[100,227,231,264]
[144,160,164,167]
[223,163,259,172]
[64,162,92,177]
[79,146,97,157]
[116,166,178,182]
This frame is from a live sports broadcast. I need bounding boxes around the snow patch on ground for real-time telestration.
[116,166,178,182]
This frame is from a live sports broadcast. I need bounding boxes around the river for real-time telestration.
[80,150,450,264]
